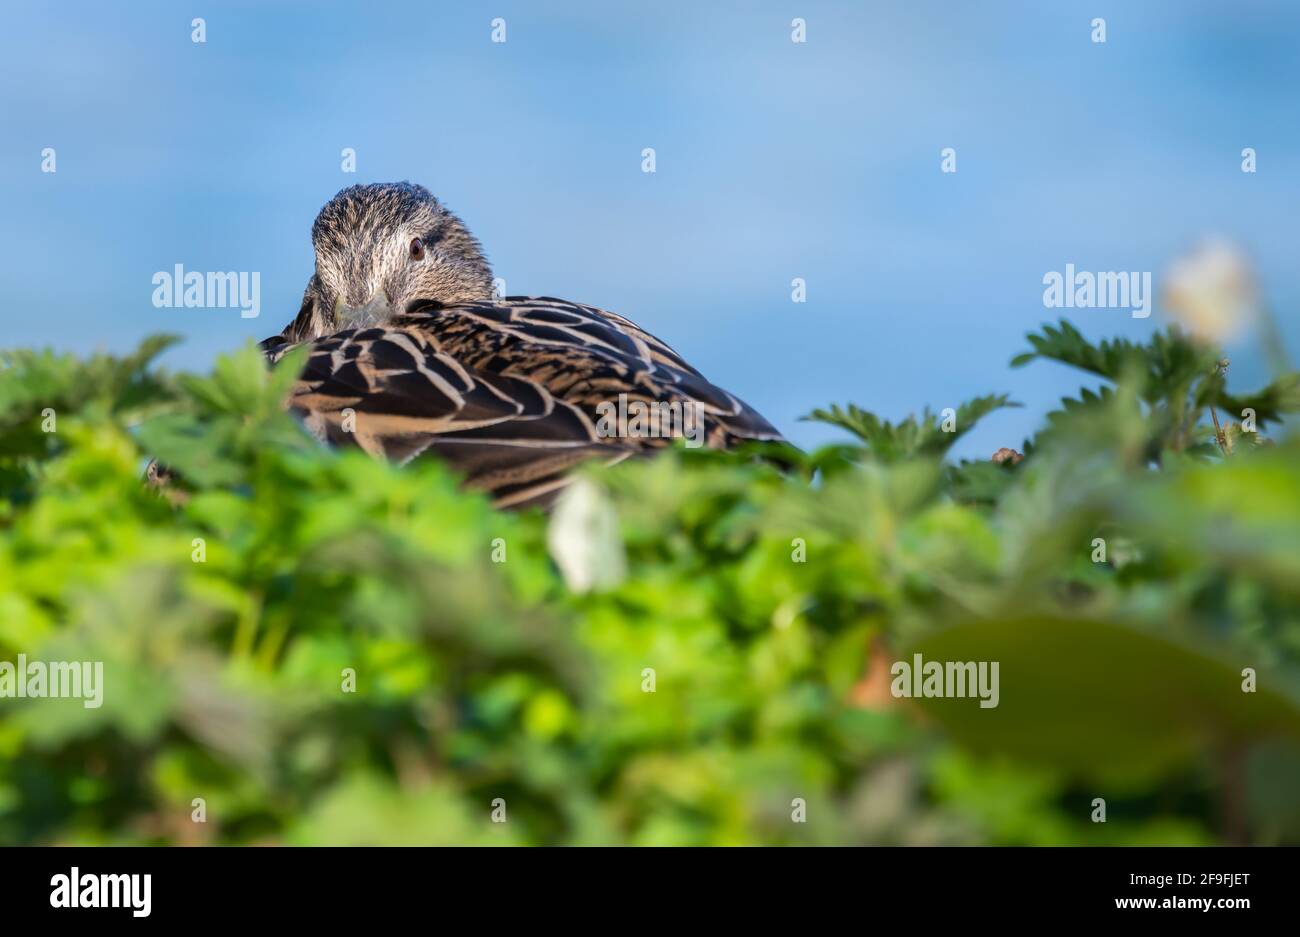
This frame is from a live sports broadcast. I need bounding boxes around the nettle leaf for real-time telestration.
[266,344,310,401]
[135,348,318,492]
[802,443,869,480]
[802,394,1018,463]
[179,341,299,419]
[947,459,1020,506]
[1017,319,1299,456]
[0,338,183,503]
[1010,320,1144,380]
[1215,372,1300,430]
[0,336,180,432]
[1013,319,1219,405]
[908,616,1300,779]
[1029,385,1128,450]
[135,412,246,488]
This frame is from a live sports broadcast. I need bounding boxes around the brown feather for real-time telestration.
[264,296,782,508]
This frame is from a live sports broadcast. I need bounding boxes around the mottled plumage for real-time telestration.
[262,183,782,508]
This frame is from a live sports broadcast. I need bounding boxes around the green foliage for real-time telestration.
[1013,319,1300,458]
[803,394,1018,463]
[0,337,179,503]
[1,327,1299,845]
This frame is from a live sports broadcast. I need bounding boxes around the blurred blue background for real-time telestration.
[2,1,1297,456]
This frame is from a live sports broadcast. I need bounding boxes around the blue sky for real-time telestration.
[2,1,1297,457]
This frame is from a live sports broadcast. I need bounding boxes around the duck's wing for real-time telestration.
[396,296,785,447]
[267,325,635,509]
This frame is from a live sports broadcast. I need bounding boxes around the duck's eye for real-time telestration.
[409,237,425,260]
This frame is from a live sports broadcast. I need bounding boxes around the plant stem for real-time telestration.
[1209,405,1226,455]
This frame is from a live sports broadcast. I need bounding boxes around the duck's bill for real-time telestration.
[335,292,395,330]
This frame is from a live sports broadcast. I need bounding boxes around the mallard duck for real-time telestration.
[260,182,783,508]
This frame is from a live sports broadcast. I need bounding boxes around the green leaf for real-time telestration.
[802,394,1019,463]
[908,616,1300,778]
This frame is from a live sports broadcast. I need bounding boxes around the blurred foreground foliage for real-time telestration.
[1,319,1299,845]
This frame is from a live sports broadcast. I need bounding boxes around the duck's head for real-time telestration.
[295,182,494,337]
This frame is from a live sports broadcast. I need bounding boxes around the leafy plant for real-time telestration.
[802,394,1018,463]
[1012,319,1300,458]
[1,321,1298,845]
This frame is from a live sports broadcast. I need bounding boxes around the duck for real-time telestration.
[260,182,783,508]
